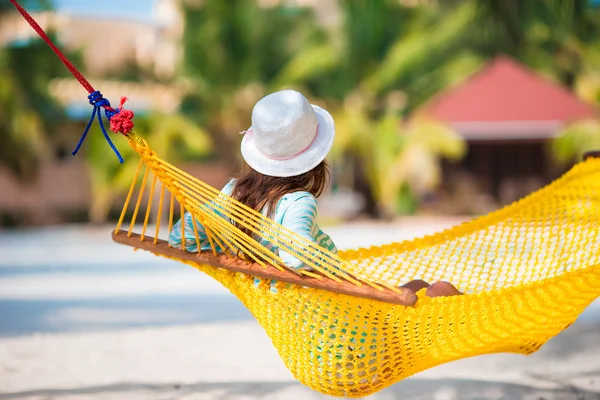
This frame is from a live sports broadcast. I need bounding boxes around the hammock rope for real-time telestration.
[10,1,600,397]
[7,0,135,162]
[116,138,406,295]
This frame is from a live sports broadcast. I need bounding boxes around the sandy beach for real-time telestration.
[1,320,600,399]
[1,219,599,399]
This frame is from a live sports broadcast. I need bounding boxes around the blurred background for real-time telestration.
[1,1,600,399]
[1,0,600,227]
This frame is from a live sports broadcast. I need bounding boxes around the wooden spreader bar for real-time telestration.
[113,230,416,305]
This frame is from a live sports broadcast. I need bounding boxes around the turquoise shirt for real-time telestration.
[168,179,338,272]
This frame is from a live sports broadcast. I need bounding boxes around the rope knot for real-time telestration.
[88,90,110,108]
[72,91,130,163]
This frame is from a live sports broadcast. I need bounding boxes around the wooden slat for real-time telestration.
[112,230,417,306]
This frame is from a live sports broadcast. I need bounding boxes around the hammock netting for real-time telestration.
[113,135,600,398]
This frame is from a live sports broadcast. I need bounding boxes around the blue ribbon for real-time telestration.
[71,90,124,163]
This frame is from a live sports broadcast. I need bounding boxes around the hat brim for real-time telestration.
[240,105,335,177]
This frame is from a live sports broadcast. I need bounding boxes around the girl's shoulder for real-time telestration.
[222,178,237,195]
[276,191,317,217]
[273,191,319,227]
[281,190,316,204]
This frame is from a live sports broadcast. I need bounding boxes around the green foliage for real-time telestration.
[551,120,600,165]
[377,117,466,215]
[325,0,600,215]
[0,0,52,16]
[0,57,45,181]
[173,0,600,216]
[365,1,476,96]
[84,112,213,223]
[85,129,138,224]
[0,28,80,181]
[179,0,329,163]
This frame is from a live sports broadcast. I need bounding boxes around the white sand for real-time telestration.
[1,321,600,399]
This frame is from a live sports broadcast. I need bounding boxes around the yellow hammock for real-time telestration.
[113,134,600,398]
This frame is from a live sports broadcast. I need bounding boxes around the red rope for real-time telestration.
[8,0,136,147]
[8,0,96,94]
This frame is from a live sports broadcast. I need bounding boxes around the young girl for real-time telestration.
[169,90,462,304]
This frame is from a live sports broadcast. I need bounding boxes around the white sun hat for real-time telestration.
[240,90,335,177]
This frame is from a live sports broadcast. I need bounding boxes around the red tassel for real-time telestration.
[109,97,135,135]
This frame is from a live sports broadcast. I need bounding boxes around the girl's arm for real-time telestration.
[278,194,337,270]
[168,180,237,252]
[168,212,209,252]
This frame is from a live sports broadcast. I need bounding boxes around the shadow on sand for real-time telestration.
[1,378,599,400]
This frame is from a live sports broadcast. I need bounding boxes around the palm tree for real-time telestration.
[461,0,600,167]
[0,50,46,182]
[462,0,600,88]
[0,0,76,181]
[329,0,600,216]
[307,1,478,216]
[329,91,466,217]
[179,0,329,166]
[551,120,600,166]
[175,0,600,218]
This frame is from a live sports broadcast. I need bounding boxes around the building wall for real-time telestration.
[47,78,184,114]
[0,160,90,225]
[0,5,181,79]
[0,160,233,227]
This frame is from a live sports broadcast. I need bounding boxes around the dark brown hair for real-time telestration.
[231,161,330,237]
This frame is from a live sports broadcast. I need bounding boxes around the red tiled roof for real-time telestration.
[418,55,598,140]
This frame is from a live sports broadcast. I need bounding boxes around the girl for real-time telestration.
[169,90,462,304]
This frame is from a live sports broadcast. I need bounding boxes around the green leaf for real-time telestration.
[551,120,600,164]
